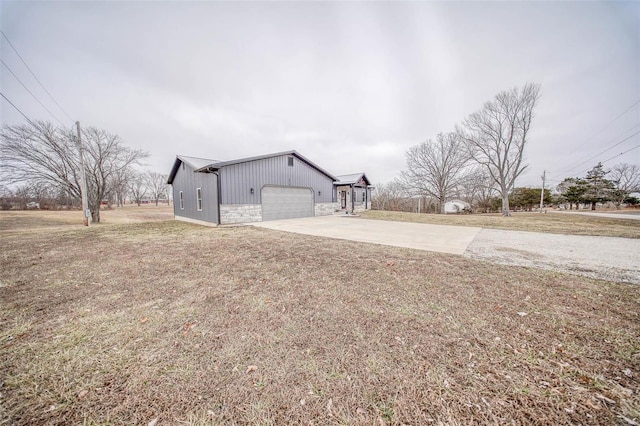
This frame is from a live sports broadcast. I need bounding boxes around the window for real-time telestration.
[196,188,202,211]
[362,190,366,203]
[179,191,184,209]
[287,156,294,167]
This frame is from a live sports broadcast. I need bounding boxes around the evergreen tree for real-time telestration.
[583,163,615,210]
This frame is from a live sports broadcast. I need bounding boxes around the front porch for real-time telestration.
[334,173,373,213]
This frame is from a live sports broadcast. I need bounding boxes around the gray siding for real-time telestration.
[171,162,219,224]
[219,154,334,205]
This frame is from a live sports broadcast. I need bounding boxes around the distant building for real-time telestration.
[444,199,471,214]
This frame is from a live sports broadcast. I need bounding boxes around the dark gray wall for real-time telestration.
[171,161,219,224]
[219,154,334,205]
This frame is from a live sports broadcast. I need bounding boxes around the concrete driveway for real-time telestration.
[253,215,640,284]
[252,215,481,255]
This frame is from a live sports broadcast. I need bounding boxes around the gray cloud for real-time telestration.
[1,1,638,187]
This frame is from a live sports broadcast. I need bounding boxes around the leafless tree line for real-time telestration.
[372,166,500,214]
[0,120,169,221]
[375,83,541,216]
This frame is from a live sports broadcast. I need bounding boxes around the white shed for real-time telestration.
[444,200,471,214]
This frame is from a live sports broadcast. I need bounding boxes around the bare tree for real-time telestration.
[0,120,147,222]
[457,166,498,212]
[609,163,640,209]
[146,172,169,206]
[80,128,148,221]
[371,179,414,211]
[401,132,470,213]
[457,83,541,216]
[107,166,133,207]
[0,121,82,199]
[128,171,148,206]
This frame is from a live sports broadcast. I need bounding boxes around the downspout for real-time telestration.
[214,171,221,225]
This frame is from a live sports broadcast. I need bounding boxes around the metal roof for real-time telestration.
[179,155,220,170]
[168,150,338,184]
[334,172,371,186]
[194,150,337,181]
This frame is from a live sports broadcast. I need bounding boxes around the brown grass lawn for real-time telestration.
[361,210,640,239]
[1,210,639,425]
[0,205,174,232]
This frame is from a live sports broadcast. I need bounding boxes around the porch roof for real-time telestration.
[334,172,372,186]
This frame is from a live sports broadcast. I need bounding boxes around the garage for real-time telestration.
[169,151,338,225]
[261,186,314,221]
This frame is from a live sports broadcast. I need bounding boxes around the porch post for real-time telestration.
[351,184,355,213]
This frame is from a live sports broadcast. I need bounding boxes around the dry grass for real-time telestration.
[1,212,639,425]
[362,210,640,239]
[0,205,173,233]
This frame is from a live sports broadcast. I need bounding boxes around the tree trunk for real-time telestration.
[591,201,596,210]
[501,193,511,217]
[90,201,101,223]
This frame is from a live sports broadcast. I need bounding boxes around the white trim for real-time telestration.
[174,215,218,227]
[196,187,202,211]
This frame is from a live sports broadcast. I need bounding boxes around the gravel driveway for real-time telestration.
[464,229,640,284]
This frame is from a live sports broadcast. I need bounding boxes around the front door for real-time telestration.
[340,191,346,209]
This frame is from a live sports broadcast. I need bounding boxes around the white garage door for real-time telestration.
[261,186,314,221]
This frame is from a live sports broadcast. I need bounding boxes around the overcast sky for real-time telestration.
[1,1,638,187]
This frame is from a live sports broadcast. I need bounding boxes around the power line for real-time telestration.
[555,129,640,176]
[0,59,67,127]
[0,30,74,123]
[566,144,640,179]
[0,91,36,126]
[547,99,640,177]
[601,144,640,164]
[584,98,640,148]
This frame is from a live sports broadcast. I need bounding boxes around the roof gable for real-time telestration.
[167,155,219,184]
[334,172,371,186]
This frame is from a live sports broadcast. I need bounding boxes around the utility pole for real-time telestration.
[75,121,90,226]
[539,170,546,213]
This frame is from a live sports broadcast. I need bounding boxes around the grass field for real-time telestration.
[361,210,640,239]
[1,208,639,425]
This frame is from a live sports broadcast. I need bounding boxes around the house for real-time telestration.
[167,150,370,226]
[334,173,373,212]
[444,199,471,214]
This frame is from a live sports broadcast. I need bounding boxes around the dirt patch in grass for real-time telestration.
[361,210,640,239]
[1,219,639,425]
